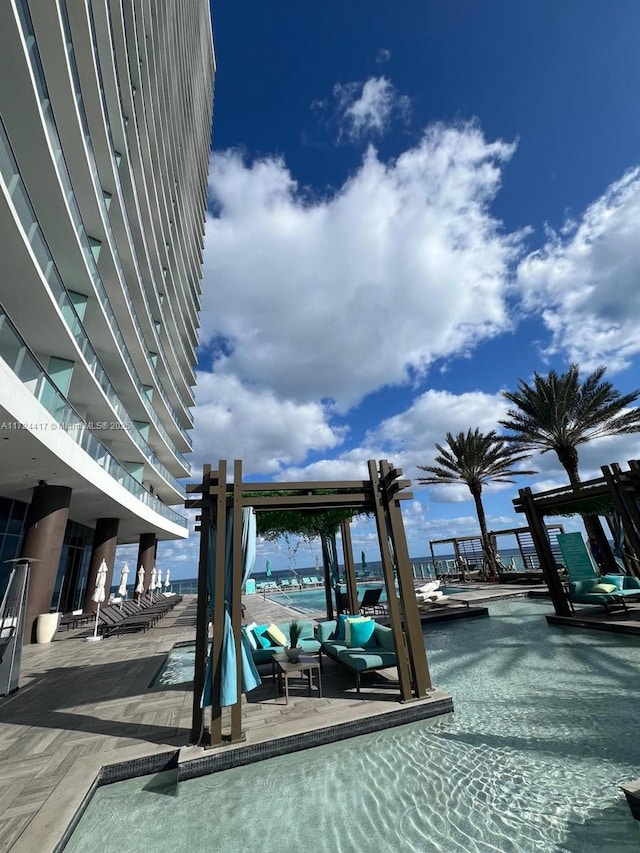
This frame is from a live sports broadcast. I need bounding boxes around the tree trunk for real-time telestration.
[470,485,498,577]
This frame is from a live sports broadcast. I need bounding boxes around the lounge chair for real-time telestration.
[359,588,385,615]
[307,576,322,586]
[336,590,351,613]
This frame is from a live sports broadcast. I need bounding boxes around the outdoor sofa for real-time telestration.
[242,619,321,666]
[316,616,397,692]
[568,574,640,613]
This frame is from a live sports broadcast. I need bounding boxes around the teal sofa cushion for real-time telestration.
[316,620,338,643]
[374,624,395,651]
[336,648,397,671]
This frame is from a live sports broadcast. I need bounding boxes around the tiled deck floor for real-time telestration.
[0,594,451,853]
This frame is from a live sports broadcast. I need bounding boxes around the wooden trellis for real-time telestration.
[513,459,640,616]
[186,459,432,747]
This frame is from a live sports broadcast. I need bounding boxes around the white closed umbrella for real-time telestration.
[163,569,171,590]
[149,567,157,592]
[87,559,108,642]
[135,565,145,601]
[117,562,129,598]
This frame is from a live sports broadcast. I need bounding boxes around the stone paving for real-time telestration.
[0,591,453,852]
[0,582,551,851]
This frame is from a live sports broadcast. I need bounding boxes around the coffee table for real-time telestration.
[272,653,322,704]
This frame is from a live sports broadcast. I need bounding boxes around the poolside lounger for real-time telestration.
[58,610,94,631]
[359,588,385,615]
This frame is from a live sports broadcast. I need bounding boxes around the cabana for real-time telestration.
[513,459,640,617]
[429,523,565,579]
[186,459,432,747]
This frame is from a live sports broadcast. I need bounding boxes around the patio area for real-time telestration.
[0,594,451,852]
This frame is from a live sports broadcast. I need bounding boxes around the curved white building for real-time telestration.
[0,0,214,640]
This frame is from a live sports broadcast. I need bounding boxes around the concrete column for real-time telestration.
[83,518,119,612]
[20,484,72,644]
[137,532,156,591]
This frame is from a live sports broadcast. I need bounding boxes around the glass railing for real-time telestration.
[84,0,196,431]
[16,0,192,466]
[0,309,187,527]
[0,115,185,495]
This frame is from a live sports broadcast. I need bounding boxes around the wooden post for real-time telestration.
[320,534,334,620]
[368,460,414,702]
[340,519,359,614]
[209,460,228,746]
[380,460,432,696]
[519,487,571,616]
[190,466,210,745]
[230,460,244,742]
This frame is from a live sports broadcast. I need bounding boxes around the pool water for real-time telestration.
[66,600,640,852]
[151,642,210,688]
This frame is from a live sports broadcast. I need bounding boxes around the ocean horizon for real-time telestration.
[111,547,532,595]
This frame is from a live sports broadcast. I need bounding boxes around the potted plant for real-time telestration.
[285,620,302,661]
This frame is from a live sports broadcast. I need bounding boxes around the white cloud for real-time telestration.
[333,77,408,138]
[199,122,522,441]
[517,167,640,372]
[376,48,391,64]
[278,388,514,489]
[192,372,344,475]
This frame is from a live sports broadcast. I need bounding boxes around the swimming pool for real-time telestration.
[270,584,466,613]
[65,599,640,851]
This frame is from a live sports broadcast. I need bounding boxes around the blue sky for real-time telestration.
[123,1,640,576]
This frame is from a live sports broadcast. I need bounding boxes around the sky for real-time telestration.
[123,1,640,577]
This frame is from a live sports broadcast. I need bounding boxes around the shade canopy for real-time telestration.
[117,563,129,597]
[91,560,107,604]
[135,566,145,595]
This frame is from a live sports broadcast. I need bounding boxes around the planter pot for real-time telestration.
[36,612,60,644]
[285,646,301,662]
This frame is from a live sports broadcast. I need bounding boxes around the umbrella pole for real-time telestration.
[86,602,103,642]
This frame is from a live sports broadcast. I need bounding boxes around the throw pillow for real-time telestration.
[344,616,370,646]
[347,618,377,648]
[591,583,617,594]
[335,612,359,642]
[266,623,288,647]
[242,622,258,649]
[253,624,272,649]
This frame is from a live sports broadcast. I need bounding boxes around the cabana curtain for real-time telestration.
[202,507,261,708]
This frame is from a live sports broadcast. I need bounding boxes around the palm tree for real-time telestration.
[417,429,536,576]
[500,364,640,488]
[500,363,640,557]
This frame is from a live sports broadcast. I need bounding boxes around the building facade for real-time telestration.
[0,0,214,640]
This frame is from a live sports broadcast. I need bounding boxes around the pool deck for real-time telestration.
[547,603,640,635]
[0,581,564,852]
[0,593,453,853]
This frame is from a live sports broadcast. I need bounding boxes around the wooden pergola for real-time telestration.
[186,459,433,747]
[429,524,566,574]
[513,459,640,617]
